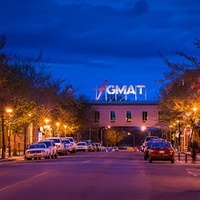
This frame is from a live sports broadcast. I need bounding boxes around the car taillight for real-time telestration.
[169,149,174,154]
[149,148,156,153]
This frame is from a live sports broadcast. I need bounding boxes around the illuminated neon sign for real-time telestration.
[94,80,147,101]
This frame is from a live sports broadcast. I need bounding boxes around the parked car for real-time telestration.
[91,143,97,151]
[61,138,74,154]
[64,137,77,153]
[46,137,65,156]
[38,139,58,158]
[24,143,50,160]
[113,146,119,151]
[76,142,89,152]
[81,140,94,151]
[102,146,108,152]
[92,142,102,151]
[148,141,175,163]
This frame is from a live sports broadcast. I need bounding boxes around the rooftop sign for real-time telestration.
[94,80,147,101]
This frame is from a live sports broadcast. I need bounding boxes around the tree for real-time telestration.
[158,38,200,148]
[0,35,95,156]
[104,128,123,147]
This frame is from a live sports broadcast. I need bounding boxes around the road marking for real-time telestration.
[0,171,51,192]
[186,169,199,177]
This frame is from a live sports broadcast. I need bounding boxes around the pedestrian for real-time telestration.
[191,141,198,162]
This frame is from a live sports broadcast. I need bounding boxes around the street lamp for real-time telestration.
[100,126,110,145]
[44,118,51,137]
[64,125,67,136]
[191,107,198,161]
[56,122,60,137]
[176,120,182,152]
[6,108,13,157]
[128,132,135,147]
[141,126,151,136]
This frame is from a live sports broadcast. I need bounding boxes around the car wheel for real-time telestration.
[171,159,174,163]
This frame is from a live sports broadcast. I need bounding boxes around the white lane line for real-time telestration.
[186,169,198,177]
[0,171,51,192]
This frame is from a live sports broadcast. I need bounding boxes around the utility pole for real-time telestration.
[1,114,6,159]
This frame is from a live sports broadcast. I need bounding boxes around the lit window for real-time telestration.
[126,111,132,122]
[142,111,148,122]
[110,111,116,122]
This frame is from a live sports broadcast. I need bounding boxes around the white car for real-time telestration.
[24,143,50,160]
[38,139,58,158]
[76,142,88,152]
[65,137,77,153]
[62,138,74,154]
[46,137,65,156]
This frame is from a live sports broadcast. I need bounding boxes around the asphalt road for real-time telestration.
[0,151,200,200]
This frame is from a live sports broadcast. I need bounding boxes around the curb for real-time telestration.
[0,156,24,163]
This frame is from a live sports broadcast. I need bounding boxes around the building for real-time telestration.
[90,101,164,146]
[92,101,161,128]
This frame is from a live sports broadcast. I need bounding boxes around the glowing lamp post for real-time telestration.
[100,126,110,145]
[141,126,151,136]
[6,108,13,157]
[64,125,67,136]
[44,118,51,137]
[128,132,135,147]
[56,122,60,137]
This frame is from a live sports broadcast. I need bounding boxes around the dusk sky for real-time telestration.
[1,0,200,101]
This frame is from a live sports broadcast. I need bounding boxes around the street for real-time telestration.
[0,151,200,200]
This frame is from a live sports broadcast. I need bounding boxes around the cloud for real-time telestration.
[1,0,199,62]
[0,0,200,96]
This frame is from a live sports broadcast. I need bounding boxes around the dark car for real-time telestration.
[141,136,159,152]
[148,141,175,163]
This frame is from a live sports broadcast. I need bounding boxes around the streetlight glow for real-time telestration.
[6,108,13,157]
[193,107,197,112]
[100,126,111,145]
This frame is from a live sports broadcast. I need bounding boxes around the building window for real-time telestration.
[142,111,148,122]
[126,111,132,122]
[94,111,100,123]
[110,111,116,122]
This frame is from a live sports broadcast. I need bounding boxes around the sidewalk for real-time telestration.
[175,151,200,164]
[0,153,24,163]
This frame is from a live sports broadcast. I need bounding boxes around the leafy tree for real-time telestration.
[104,128,123,146]
[0,35,95,156]
[158,38,200,147]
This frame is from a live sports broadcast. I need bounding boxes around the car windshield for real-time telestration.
[29,144,45,149]
[39,141,51,147]
[77,142,86,146]
[66,138,73,142]
[152,142,171,148]
[51,139,61,143]
[65,140,70,144]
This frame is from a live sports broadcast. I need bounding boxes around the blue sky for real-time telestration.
[1,0,200,101]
